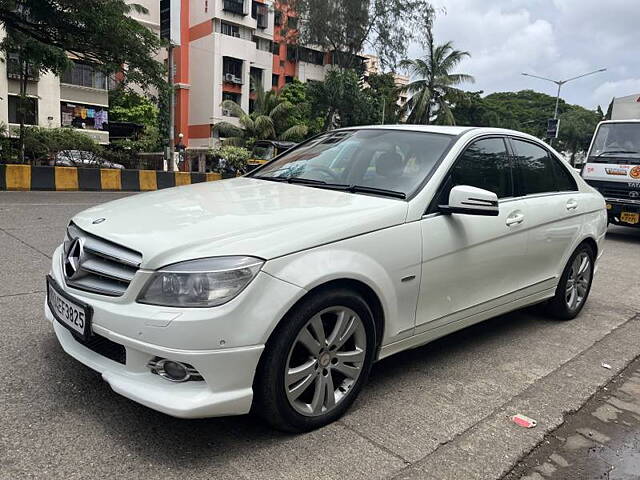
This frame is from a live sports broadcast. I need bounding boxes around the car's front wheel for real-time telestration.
[254,288,376,432]
[547,243,595,320]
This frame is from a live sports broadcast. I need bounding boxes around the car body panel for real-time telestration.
[71,177,409,269]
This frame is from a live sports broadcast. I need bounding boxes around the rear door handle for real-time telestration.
[506,212,525,226]
[566,199,578,211]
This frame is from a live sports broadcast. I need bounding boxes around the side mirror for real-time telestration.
[438,185,499,217]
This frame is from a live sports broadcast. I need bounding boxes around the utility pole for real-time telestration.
[168,44,175,172]
[521,68,606,146]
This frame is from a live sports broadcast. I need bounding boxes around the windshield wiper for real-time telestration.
[595,149,639,158]
[252,176,406,199]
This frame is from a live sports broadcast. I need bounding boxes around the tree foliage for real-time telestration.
[399,12,474,125]
[365,72,401,124]
[307,69,380,130]
[0,0,164,89]
[451,89,601,162]
[214,87,308,147]
[280,0,435,70]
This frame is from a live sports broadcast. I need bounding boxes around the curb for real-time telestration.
[0,164,222,192]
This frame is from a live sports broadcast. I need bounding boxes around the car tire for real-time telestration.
[254,288,376,432]
[546,243,595,320]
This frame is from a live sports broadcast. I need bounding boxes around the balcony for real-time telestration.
[61,61,108,90]
[252,1,269,28]
[223,0,246,15]
[6,54,39,81]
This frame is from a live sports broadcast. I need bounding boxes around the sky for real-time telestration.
[407,0,640,110]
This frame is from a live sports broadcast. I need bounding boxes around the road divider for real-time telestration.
[0,164,222,192]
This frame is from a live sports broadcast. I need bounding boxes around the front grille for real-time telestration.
[75,333,126,365]
[63,223,142,297]
[602,186,638,200]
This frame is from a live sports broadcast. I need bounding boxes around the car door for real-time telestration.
[415,136,531,335]
[510,138,584,287]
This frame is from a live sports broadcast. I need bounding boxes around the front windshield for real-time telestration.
[250,129,454,197]
[252,143,275,160]
[590,123,640,161]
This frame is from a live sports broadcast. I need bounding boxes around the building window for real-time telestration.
[223,0,245,15]
[285,76,294,84]
[60,102,109,130]
[272,42,280,55]
[272,74,279,87]
[250,67,263,91]
[252,36,272,52]
[6,53,39,81]
[61,61,107,89]
[222,57,243,84]
[274,11,282,26]
[287,16,298,29]
[251,1,268,28]
[8,95,37,125]
[222,92,241,116]
[299,47,324,66]
[286,46,298,62]
[221,21,240,37]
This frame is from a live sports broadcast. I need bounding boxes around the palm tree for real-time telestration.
[399,35,474,125]
[214,87,308,147]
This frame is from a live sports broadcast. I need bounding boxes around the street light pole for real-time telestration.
[521,68,606,146]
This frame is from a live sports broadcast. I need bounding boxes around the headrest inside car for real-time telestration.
[375,152,404,178]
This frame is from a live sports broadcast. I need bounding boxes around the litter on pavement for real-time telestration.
[511,414,537,428]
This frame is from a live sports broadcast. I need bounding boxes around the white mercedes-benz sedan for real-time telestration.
[45,126,607,431]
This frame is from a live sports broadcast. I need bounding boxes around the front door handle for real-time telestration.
[566,199,578,211]
[506,212,525,226]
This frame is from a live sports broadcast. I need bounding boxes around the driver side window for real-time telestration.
[432,137,513,209]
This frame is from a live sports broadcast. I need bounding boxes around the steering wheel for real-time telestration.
[305,166,341,183]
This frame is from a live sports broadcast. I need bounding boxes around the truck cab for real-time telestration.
[582,120,640,227]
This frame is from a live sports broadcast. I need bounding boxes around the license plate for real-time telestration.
[46,276,92,339]
[621,212,640,225]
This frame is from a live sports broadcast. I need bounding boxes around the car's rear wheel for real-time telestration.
[546,243,595,320]
[254,288,376,432]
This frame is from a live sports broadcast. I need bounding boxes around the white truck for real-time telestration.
[582,93,640,227]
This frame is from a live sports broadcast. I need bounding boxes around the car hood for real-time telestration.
[72,178,408,269]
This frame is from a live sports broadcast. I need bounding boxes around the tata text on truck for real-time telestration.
[582,93,640,227]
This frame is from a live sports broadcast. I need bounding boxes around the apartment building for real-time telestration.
[0,0,331,150]
[185,0,331,148]
[0,0,160,145]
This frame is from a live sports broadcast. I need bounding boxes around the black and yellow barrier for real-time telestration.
[0,164,222,192]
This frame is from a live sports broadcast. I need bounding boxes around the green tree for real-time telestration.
[307,69,380,129]
[109,89,159,127]
[365,72,401,124]
[214,87,308,147]
[0,0,165,163]
[557,107,601,165]
[279,79,323,138]
[279,0,435,70]
[399,13,474,125]
[0,1,164,89]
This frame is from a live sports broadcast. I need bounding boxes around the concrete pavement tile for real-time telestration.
[0,231,50,296]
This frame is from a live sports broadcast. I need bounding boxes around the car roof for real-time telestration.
[335,124,542,139]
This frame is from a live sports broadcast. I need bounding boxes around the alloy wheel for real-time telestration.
[565,252,592,311]
[284,306,367,417]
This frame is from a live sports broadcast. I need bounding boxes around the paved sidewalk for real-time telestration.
[505,356,640,480]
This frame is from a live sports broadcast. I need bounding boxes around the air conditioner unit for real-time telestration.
[224,73,235,82]
[232,75,242,84]
[222,108,232,116]
[233,32,240,38]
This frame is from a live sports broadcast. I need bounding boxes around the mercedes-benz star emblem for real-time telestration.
[92,218,106,224]
[64,238,84,279]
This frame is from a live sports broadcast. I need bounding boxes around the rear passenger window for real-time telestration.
[512,139,557,195]
[550,156,578,191]
[443,137,513,202]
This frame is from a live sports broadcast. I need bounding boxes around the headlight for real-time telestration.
[137,256,264,308]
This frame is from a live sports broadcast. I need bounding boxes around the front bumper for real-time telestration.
[605,199,640,226]
[46,245,306,418]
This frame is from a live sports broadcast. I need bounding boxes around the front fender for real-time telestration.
[262,223,422,346]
